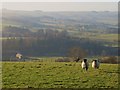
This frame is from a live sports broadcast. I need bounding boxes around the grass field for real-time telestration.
[94,34,118,42]
[2,61,119,88]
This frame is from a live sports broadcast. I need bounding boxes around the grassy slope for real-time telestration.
[2,61,119,88]
[69,32,118,47]
[93,34,118,42]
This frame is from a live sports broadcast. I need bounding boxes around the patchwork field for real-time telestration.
[2,61,119,88]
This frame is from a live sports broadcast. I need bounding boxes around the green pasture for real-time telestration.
[2,61,119,88]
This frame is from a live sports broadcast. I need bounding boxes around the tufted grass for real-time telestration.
[2,61,119,88]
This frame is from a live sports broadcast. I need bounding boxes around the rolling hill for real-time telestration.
[1,9,118,58]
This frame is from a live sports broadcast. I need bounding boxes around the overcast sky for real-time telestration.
[1,2,118,11]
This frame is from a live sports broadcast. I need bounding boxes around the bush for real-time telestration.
[101,56,118,64]
[55,58,71,62]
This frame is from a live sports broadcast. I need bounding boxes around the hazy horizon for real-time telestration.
[2,2,118,12]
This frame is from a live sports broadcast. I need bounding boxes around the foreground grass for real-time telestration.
[2,62,119,88]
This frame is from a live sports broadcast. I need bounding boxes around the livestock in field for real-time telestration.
[81,58,89,71]
[16,53,23,60]
[92,59,100,69]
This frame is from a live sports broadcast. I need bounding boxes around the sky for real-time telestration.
[0,0,119,2]
[1,2,118,11]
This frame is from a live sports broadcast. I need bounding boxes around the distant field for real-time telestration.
[2,61,119,88]
[93,34,118,42]
[69,32,118,47]
[98,19,117,25]
[70,31,118,42]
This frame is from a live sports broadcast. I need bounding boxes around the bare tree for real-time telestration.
[68,47,87,62]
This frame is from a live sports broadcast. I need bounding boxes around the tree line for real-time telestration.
[2,37,118,60]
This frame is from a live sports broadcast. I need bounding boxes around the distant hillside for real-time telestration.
[2,9,118,38]
[1,9,118,58]
[2,9,117,30]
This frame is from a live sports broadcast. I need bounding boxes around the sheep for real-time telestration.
[81,59,89,71]
[92,59,100,69]
[16,53,23,60]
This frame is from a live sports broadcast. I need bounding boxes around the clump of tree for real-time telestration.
[101,56,118,64]
[2,26,33,37]
[68,47,87,62]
